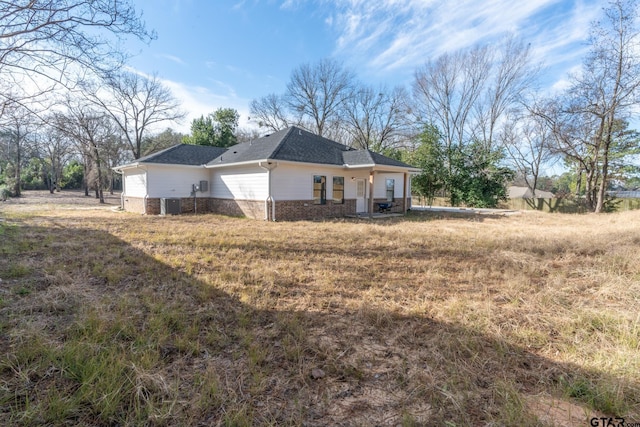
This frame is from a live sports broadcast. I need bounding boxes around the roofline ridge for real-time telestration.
[137,143,183,162]
[357,148,376,164]
[269,126,295,160]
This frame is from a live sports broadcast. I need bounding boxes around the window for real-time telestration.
[313,175,326,204]
[333,176,344,204]
[386,179,395,202]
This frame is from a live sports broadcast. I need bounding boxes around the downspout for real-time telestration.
[141,165,148,215]
[258,161,278,221]
[368,169,375,219]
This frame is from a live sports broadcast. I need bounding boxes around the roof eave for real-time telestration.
[346,164,421,173]
[113,162,140,171]
[206,158,272,168]
[114,162,209,171]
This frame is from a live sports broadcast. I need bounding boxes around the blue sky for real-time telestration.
[126,0,606,132]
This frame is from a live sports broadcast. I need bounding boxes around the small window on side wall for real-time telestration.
[386,178,394,202]
[333,176,344,204]
[313,175,326,205]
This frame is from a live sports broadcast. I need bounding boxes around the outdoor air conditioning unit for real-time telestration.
[161,198,181,215]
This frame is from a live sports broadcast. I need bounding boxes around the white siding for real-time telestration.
[374,173,406,199]
[147,165,209,198]
[272,164,360,201]
[210,165,268,200]
[123,169,147,197]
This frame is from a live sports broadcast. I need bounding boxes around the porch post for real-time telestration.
[368,170,375,218]
[403,172,409,213]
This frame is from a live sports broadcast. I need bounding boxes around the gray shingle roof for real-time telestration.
[207,126,416,169]
[342,149,412,168]
[118,127,416,170]
[136,144,227,166]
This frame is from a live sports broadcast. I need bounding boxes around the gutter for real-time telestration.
[258,161,278,221]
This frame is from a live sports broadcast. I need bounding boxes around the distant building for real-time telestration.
[606,190,640,198]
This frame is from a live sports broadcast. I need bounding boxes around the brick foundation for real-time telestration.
[210,198,265,219]
[123,196,212,215]
[273,199,356,221]
[146,198,161,215]
[122,196,408,220]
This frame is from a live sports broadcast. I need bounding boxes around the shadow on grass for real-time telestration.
[0,218,637,426]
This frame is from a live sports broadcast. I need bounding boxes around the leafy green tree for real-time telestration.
[404,125,446,206]
[183,108,240,147]
[604,122,640,187]
[449,142,514,208]
[61,160,84,189]
[184,115,215,146]
[211,108,240,147]
[20,157,47,190]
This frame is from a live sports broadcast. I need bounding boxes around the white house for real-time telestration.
[114,126,420,220]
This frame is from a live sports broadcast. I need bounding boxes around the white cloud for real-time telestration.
[328,0,605,82]
[155,53,186,65]
[158,77,252,133]
[232,0,247,10]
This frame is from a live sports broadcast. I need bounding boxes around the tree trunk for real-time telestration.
[14,139,22,197]
[575,169,582,197]
[92,143,105,204]
[14,163,21,197]
[584,168,595,211]
[83,162,89,196]
[49,163,56,193]
[595,131,613,213]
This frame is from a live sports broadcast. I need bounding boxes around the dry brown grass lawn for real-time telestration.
[0,191,639,426]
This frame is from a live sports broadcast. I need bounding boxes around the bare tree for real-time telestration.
[501,108,555,197]
[285,58,355,137]
[235,127,263,144]
[476,37,536,150]
[249,93,293,133]
[38,126,74,193]
[537,0,640,212]
[0,103,36,196]
[86,71,184,159]
[534,97,603,207]
[101,133,127,194]
[583,0,640,212]
[341,85,409,152]
[0,0,154,115]
[414,38,535,151]
[141,128,186,156]
[53,97,116,203]
[413,45,491,151]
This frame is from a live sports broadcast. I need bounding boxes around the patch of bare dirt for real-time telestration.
[526,394,603,426]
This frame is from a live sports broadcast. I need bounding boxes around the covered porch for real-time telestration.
[347,165,420,218]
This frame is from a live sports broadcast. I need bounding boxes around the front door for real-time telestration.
[356,179,366,213]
